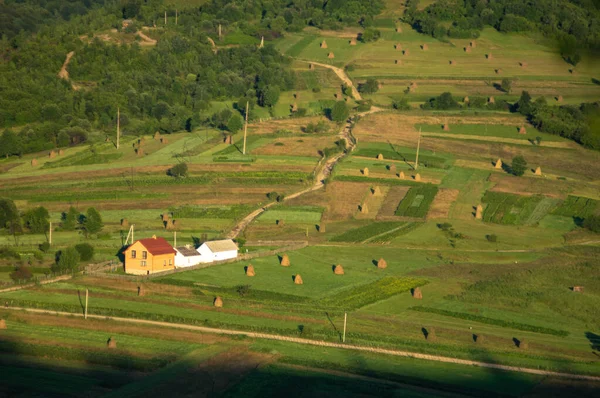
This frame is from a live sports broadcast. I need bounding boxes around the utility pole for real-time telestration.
[414,128,421,170]
[48,222,52,245]
[116,107,120,150]
[175,9,178,25]
[243,101,249,155]
[343,312,347,343]
[84,289,89,319]
[218,24,222,41]
[164,11,167,25]
[174,231,177,247]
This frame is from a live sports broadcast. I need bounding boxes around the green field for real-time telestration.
[395,185,439,218]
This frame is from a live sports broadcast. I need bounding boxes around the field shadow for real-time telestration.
[371,259,379,267]
[585,331,600,351]
[77,290,85,314]
[592,78,600,85]
[243,266,249,275]
[115,245,128,264]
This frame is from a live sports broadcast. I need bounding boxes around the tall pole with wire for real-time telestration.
[243,101,249,155]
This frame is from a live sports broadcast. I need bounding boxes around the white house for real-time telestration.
[197,239,238,263]
[174,245,203,268]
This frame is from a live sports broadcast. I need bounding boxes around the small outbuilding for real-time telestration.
[197,239,238,263]
[174,245,203,268]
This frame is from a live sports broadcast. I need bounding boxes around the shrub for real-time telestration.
[0,247,20,260]
[486,234,498,242]
[10,265,33,282]
[329,101,349,122]
[511,155,527,176]
[74,243,95,261]
[392,97,411,110]
[52,247,81,272]
[33,251,44,262]
[167,163,188,178]
[583,215,600,233]
[39,242,51,252]
[236,284,251,297]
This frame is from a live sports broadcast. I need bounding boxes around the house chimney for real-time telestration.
[152,235,157,239]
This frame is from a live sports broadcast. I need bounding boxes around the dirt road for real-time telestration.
[305,61,362,100]
[57,51,75,80]
[7,306,599,382]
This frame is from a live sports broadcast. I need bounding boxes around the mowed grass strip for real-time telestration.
[319,277,427,310]
[330,222,406,243]
[395,185,438,218]
[409,307,569,337]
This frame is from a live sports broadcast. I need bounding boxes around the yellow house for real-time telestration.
[124,236,176,275]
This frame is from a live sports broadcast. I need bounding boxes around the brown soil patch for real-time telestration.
[253,136,338,158]
[323,181,372,220]
[57,51,75,80]
[427,189,459,219]
[377,186,410,218]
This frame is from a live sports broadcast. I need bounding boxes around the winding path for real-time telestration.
[57,51,75,80]
[304,61,362,100]
[6,306,600,382]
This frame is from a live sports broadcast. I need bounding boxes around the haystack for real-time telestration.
[394,59,402,65]
[334,265,344,275]
[389,164,396,173]
[227,135,233,145]
[414,173,422,182]
[475,204,483,219]
[294,93,299,99]
[488,96,495,104]
[449,60,456,66]
[107,337,117,348]
[120,218,129,227]
[395,27,402,33]
[161,137,169,144]
[360,203,368,214]
[519,126,527,134]
[280,254,290,267]
[377,258,387,269]
[137,285,144,297]
[557,95,563,102]
[319,223,326,233]
[31,159,38,167]
[403,49,410,56]
[277,219,285,226]
[161,213,170,221]
[426,327,436,341]
[294,274,303,285]
[520,61,528,68]
[421,44,428,51]
[154,131,161,140]
[320,40,328,49]
[372,186,382,196]
[164,219,174,230]
[486,53,492,59]
[58,149,64,156]
[246,264,255,277]
[291,103,298,112]
[495,158,503,169]
[534,167,542,176]
[377,153,384,160]
[463,96,469,103]
[474,334,484,344]
[49,150,56,158]
[517,339,528,349]
[464,46,471,53]
[0,319,6,329]
[309,63,314,70]
[349,38,357,46]
[399,171,405,179]
[410,82,418,89]
[470,41,476,48]
[214,296,223,307]
[136,148,144,156]
[443,123,450,131]
[572,286,584,292]
[412,287,423,299]
[362,167,369,176]
[327,52,335,59]
[495,68,502,74]
[395,43,402,50]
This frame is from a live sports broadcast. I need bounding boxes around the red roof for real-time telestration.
[135,237,176,255]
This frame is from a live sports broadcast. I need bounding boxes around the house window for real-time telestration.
[142,251,148,259]
[163,260,166,266]
[169,259,172,265]
[141,261,147,267]
[131,250,136,259]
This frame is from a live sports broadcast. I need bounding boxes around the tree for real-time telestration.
[62,206,80,231]
[361,28,381,42]
[82,207,103,237]
[10,265,33,282]
[22,206,50,235]
[0,198,19,230]
[53,247,80,272]
[501,78,513,93]
[167,162,188,178]
[0,130,23,158]
[511,155,527,176]
[359,78,379,94]
[515,91,533,115]
[74,243,95,261]
[330,101,349,122]
[227,114,243,133]
[260,86,280,107]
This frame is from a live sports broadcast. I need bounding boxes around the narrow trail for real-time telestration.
[227,107,379,239]
[136,30,157,46]
[6,307,600,382]
[57,51,75,80]
[303,61,362,100]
